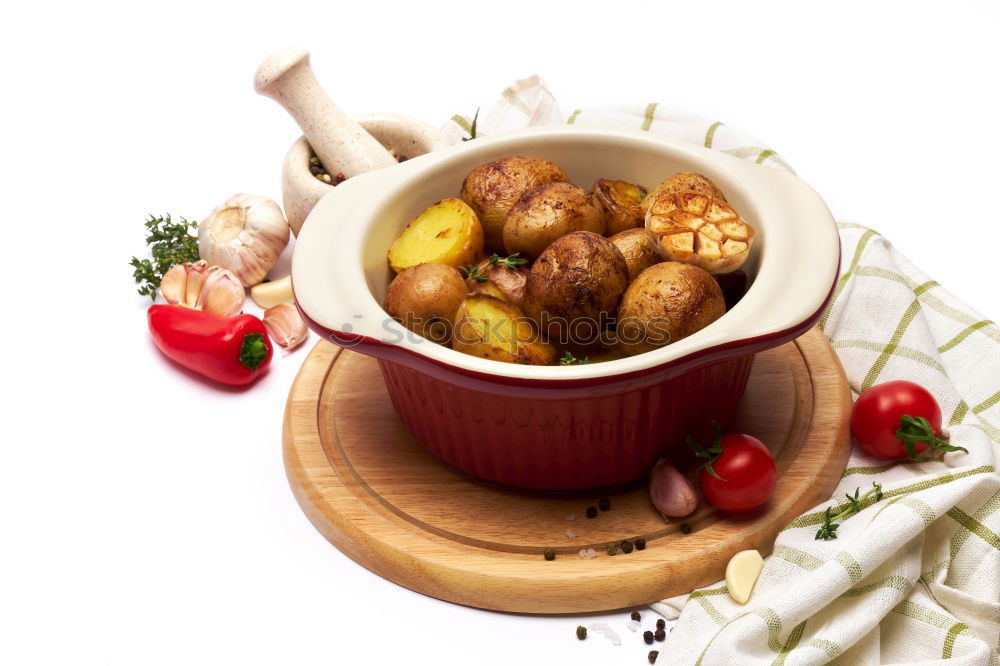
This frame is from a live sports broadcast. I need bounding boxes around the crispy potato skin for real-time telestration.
[591,179,648,235]
[465,257,529,306]
[642,172,727,213]
[387,198,484,272]
[383,263,469,344]
[616,262,725,356]
[460,156,568,250]
[522,231,629,346]
[451,295,556,365]
[608,228,664,282]
[503,182,606,259]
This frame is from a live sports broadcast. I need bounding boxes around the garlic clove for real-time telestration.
[159,263,189,307]
[649,458,699,518]
[158,261,245,317]
[198,193,290,287]
[725,550,764,604]
[263,303,308,351]
[197,265,246,318]
[250,275,293,309]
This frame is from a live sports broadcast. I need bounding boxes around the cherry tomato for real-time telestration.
[851,381,942,460]
[698,434,777,512]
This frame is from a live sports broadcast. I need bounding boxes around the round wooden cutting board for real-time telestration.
[283,327,851,614]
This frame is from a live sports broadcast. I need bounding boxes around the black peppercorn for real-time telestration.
[544,548,555,561]
[606,542,618,556]
[680,523,692,534]
[643,630,654,645]
[648,651,659,664]
[635,538,647,551]
[656,618,665,630]
[586,506,598,519]
[654,628,665,642]
[621,540,634,554]
[630,610,641,621]
[598,497,611,511]
[576,626,587,640]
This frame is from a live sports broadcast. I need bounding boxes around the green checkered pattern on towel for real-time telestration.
[446,76,1000,665]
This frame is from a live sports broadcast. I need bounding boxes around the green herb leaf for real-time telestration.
[238,334,268,371]
[895,414,968,460]
[461,264,488,282]
[461,108,480,142]
[489,252,529,269]
[129,214,200,299]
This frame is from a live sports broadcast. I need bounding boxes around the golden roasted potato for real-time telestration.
[591,179,648,235]
[645,191,755,274]
[608,228,663,282]
[616,262,725,356]
[503,182,605,259]
[451,295,556,365]
[460,156,568,250]
[642,172,727,213]
[383,263,468,344]
[388,199,484,273]
[464,254,529,306]
[522,231,629,346]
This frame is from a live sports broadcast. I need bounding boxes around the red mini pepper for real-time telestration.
[148,305,273,386]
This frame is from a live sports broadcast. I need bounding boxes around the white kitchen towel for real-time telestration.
[446,76,1000,666]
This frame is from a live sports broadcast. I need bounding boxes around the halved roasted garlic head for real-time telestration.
[645,192,755,274]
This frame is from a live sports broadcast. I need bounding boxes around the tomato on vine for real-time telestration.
[850,381,967,460]
[688,423,777,512]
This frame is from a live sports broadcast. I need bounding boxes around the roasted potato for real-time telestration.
[645,191,755,274]
[451,295,556,365]
[642,172,727,213]
[383,263,468,344]
[388,198,484,273]
[616,262,725,356]
[464,254,529,306]
[592,179,648,235]
[522,231,629,346]
[503,182,605,259]
[460,156,568,250]
[608,228,663,282]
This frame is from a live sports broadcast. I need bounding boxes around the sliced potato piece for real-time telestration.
[452,295,556,365]
[725,549,764,604]
[388,198,484,273]
[592,178,648,235]
[645,192,755,274]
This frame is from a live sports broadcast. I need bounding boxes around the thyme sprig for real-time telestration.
[815,482,884,540]
[129,214,200,299]
[559,351,590,365]
[896,415,967,460]
[461,108,480,142]
[489,252,528,269]
[461,264,488,282]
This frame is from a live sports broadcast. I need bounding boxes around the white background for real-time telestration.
[3,1,998,664]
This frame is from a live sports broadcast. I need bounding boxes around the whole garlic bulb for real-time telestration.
[160,260,245,317]
[199,194,290,287]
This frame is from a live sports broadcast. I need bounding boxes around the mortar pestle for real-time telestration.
[255,47,449,235]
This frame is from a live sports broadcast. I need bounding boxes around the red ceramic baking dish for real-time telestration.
[292,126,840,490]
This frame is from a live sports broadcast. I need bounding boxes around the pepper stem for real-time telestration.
[239,333,268,370]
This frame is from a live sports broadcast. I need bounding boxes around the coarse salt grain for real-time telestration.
[565,529,577,539]
[626,619,640,632]
[578,548,598,559]
[588,622,621,646]
[566,514,575,521]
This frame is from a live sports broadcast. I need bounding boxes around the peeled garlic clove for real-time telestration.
[263,303,308,351]
[199,193,290,287]
[158,261,245,317]
[250,276,293,309]
[649,458,698,518]
[725,549,764,604]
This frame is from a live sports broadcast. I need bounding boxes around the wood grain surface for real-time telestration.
[283,327,852,613]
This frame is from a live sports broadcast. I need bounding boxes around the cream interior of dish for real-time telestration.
[362,132,763,322]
